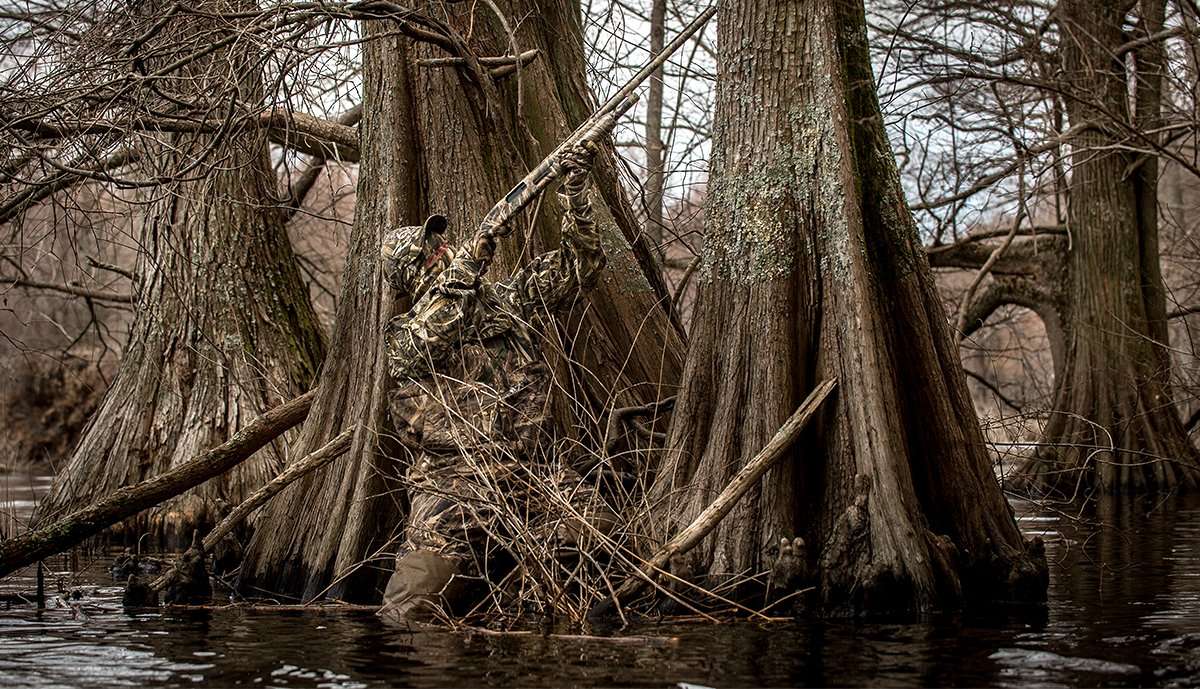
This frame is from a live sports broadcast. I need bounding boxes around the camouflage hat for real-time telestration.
[382,214,450,295]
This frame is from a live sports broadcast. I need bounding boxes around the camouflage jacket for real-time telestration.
[384,177,605,460]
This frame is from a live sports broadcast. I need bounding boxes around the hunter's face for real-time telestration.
[411,236,451,298]
[382,215,452,299]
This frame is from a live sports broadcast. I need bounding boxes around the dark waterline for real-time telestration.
[2,472,1198,688]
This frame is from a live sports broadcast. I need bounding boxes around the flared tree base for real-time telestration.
[1016,387,1200,496]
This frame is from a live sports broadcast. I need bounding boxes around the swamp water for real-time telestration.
[1,470,1199,688]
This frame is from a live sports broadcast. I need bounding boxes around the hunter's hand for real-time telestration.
[560,142,595,182]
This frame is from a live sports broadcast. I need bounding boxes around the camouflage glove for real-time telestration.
[559,142,595,197]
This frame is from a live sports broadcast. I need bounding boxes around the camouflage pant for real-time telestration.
[401,449,600,569]
[381,359,614,621]
[381,450,611,622]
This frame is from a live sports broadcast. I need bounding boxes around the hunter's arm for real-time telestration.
[507,169,606,314]
[383,256,479,381]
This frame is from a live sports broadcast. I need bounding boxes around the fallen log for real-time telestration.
[590,378,838,620]
[0,390,317,578]
[149,427,355,592]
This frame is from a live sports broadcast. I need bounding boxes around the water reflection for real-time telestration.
[1,471,1198,688]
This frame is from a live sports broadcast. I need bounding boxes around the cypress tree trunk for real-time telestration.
[648,0,1046,613]
[237,23,421,601]
[35,1,325,549]
[1017,0,1200,495]
[239,0,685,601]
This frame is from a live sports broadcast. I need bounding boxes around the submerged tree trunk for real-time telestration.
[239,0,685,602]
[35,1,325,549]
[648,0,1046,614]
[1017,0,1200,495]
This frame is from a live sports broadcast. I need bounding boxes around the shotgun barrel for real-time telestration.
[475,4,718,244]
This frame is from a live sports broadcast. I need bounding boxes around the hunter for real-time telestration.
[377,143,613,622]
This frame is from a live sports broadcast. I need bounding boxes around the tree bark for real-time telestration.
[0,391,314,578]
[1016,0,1200,495]
[33,0,326,548]
[237,22,422,602]
[238,0,686,602]
[648,0,1046,614]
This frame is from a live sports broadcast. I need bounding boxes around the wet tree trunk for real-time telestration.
[648,0,1046,614]
[239,0,685,602]
[1017,0,1200,495]
[34,1,325,549]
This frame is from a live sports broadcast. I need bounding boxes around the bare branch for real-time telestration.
[1,276,134,304]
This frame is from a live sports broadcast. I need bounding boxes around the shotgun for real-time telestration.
[473,4,718,252]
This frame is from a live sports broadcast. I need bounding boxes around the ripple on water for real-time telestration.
[990,648,1140,675]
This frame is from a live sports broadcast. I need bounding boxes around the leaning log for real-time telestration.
[591,379,837,619]
[0,390,317,578]
[149,427,355,592]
